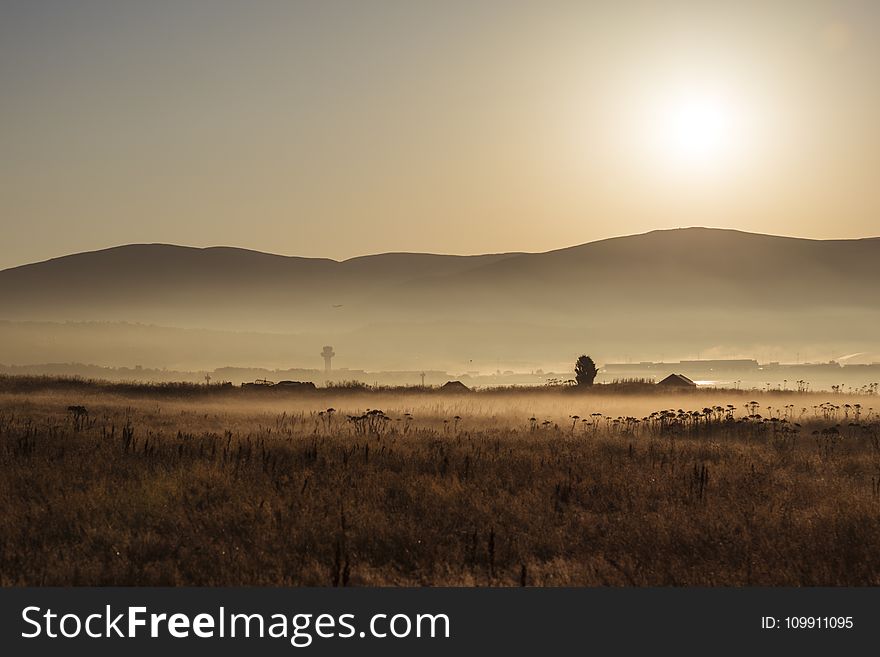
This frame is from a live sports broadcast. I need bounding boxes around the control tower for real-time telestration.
[321,346,335,373]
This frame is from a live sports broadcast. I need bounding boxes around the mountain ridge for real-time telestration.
[1,227,877,369]
[6,226,878,274]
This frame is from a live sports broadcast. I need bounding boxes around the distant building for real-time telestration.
[275,380,317,390]
[657,373,696,388]
[678,359,759,371]
[321,346,335,373]
[440,380,470,392]
[241,378,275,388]
[241,379,316,390]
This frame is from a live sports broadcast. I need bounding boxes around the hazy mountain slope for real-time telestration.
[0,228,877,368]
[396,228,880,314]
[0,244,519,330]
[4,228,878,325]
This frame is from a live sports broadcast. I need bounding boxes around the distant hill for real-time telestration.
[1,228,878,369]
[0,243,520,330]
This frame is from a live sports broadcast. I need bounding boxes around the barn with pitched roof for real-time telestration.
[657,373,697,388]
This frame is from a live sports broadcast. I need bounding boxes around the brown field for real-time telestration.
[1,378,879,586]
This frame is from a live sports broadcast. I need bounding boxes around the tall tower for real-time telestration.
[321,346,335,373]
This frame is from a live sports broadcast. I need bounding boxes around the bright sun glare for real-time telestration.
[633,84,750,177]
[667,95,732,159]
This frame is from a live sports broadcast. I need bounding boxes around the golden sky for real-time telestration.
[1,0,878,270]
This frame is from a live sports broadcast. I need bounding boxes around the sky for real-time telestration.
[1,0,879,270]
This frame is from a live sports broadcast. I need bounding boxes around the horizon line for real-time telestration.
[4,226,880,273]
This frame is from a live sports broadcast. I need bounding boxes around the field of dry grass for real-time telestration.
[1,379,879,586]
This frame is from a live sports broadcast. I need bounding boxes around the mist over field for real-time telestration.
[5,0,880,594]
[3,380,879,586]
[1,228,878,378]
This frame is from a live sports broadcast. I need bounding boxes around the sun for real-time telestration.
[665,94,732,160]
[657,90,739,167]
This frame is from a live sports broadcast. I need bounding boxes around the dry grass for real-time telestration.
[1,382,879,586]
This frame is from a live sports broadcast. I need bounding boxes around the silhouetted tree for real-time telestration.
[575,355,598,386]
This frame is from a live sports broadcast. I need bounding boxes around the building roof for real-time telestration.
[657,373,696,387]
[440,380,470,391]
